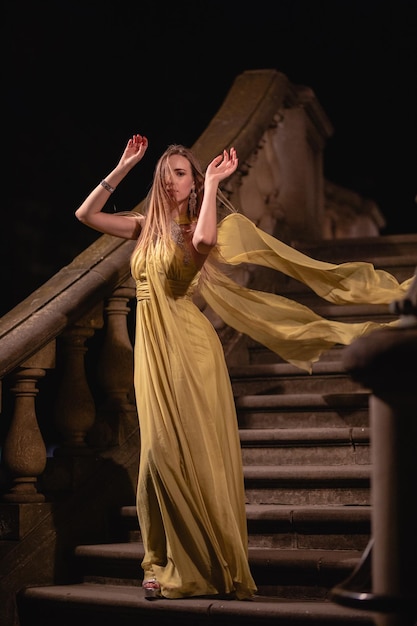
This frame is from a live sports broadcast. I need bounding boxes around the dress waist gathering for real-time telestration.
[136,278,195,301]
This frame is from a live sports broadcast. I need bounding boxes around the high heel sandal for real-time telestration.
[142,577,162,600]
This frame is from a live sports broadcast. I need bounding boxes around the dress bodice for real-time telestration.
[132,224,200,301]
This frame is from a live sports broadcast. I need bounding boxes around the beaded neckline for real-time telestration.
[173,214,192,225]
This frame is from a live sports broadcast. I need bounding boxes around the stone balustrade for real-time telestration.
[0,279,136,537]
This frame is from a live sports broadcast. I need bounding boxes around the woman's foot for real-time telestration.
[142,577,162,600]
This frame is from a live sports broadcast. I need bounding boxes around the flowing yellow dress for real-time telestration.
[131,219,257,599]
[131,213,412,600]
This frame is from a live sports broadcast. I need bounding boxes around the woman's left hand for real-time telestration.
[205,147,238,184]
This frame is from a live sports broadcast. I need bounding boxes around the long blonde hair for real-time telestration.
[134,144,237,256]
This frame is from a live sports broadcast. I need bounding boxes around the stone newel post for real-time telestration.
[332,270,417,626]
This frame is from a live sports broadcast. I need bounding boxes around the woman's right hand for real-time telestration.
[118,134,149,171]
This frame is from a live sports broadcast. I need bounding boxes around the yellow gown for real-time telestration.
[131,213,412,600]
[131,220,257,600]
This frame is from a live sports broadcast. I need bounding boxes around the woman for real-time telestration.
[75,134,257,600]
[75,134,412,600]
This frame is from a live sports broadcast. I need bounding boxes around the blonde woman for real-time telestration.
[76,134,256,600]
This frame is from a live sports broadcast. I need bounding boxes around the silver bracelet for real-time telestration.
[100,179,115,194]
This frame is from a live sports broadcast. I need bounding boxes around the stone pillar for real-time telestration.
[341,273,417,626]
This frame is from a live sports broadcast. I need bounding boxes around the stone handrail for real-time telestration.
[0,234,137,379]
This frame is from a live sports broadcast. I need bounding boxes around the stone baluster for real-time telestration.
[53,304,103,457]
[93,279,137,448]
[2,342,55,503]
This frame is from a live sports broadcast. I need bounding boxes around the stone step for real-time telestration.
[117,504,370,551]
[236,392,369,428]
[230,360,367,396]
[70,541,363,598]
[240,427,370,465]
[246,504,370,551]
[17,582,375,625]
[244,465,370,506]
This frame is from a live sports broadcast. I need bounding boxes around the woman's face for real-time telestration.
[165,154,194,207]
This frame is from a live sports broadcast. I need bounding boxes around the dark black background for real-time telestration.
[3,0,416,315]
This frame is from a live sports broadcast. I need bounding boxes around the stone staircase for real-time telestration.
[16,233,417,626]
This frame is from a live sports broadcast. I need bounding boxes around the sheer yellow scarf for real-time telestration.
[199,214,413,372]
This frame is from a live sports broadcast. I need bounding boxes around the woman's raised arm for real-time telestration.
[75,134,148,239]
[192,147,238,254]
